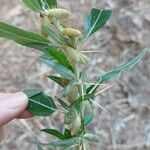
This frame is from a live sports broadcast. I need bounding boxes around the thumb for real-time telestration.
[0,92,28,127]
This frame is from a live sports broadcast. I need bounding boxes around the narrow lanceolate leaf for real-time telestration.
[56,98,70,111]
[41,129,65,140]
[42,25,63,45]
[40,55,75,80]
[21,0,42,12]
[63,129,72,139]
[24,89,56,116]
[45,47,74,71]
[0,22,50,51]
[43,0,57,9]
[48,137,80,147]
[83,133,100,142]
[87,48,148,94]
[48,76,65,87]
[84,9,112,37]
[48,75,69,87]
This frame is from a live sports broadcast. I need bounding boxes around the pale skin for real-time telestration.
[0,92,31,127]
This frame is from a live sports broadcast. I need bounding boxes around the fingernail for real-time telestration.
[1,92,28,110]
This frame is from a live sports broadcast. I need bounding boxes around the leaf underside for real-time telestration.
[48,137,80,147]
[40,54,75,80]
[87,48,148,94]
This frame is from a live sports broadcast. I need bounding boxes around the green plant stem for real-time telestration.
[72,64,86,149]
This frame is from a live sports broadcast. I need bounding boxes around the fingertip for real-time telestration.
[0,92,29,126]
[14,92,28,106]
[17,111,33,119]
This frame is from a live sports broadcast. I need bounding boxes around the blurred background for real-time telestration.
[0,0,150,149]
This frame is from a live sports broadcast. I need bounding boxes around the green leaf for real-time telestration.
[48,75,70,87]
[22,0,57,12]
[83,101,93,126]
[48,137,80,147]
[45,47,74,71]
[41,129,65,140]
[84,9,112,37]
[62,80,77,97]
[56,98,70,111]
[24,89,56,116]
[21,0,42,12]
[84,114,93,126]
[77,93,94,101]
[75,95,94,125]
[87,48,148,94]
[63,129,72,139]
[0,22,50,51]
[44,0,57,8]
[73,94,94,126]
[24,89,42,97]
[65,107,78,125]
[48,75,64,87]
[83,133,100,142]
[42,25,63,45]
[40,54,75,80]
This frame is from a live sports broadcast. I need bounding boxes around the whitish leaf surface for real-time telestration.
[40,55,75,80]
[83,133,100,142]
[87,48,148,94]
[48,137,80,147]
[42,25,63,45]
